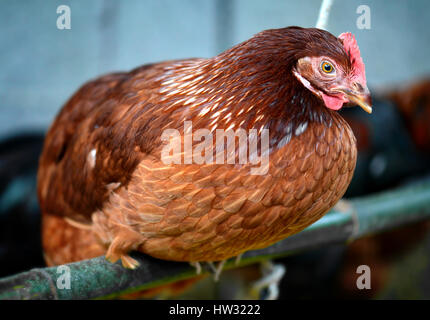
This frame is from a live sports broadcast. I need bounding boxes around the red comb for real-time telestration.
[338,32,366,86]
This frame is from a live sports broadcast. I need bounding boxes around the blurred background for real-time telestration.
[2,0,430,135]
[1,0,430,299]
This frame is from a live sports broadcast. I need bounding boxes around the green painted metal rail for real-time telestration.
[1,179,430,300]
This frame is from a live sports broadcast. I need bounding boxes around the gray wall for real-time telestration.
[1,0,429,137]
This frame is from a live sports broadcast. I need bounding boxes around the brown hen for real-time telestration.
[38,27,371,269]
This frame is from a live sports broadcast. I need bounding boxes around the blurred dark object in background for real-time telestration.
[340,79,430,197]
[0,133,45,277]
[1,78,430,299]
[276,219,430,300]
[336,220,430,299]
[389,79,430,152]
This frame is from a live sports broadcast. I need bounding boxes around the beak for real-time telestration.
[334,86,373,114]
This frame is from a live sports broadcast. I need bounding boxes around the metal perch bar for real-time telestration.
[316,0,335,30]
[1,179,430,300]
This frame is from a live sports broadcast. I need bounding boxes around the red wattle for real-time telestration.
[322,94,345,111]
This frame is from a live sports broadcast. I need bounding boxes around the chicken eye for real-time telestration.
[321,61,335,74]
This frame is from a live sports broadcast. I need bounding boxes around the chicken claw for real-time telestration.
[207,260,227,282]
[250,260,286,300]
[189,261,202,275]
